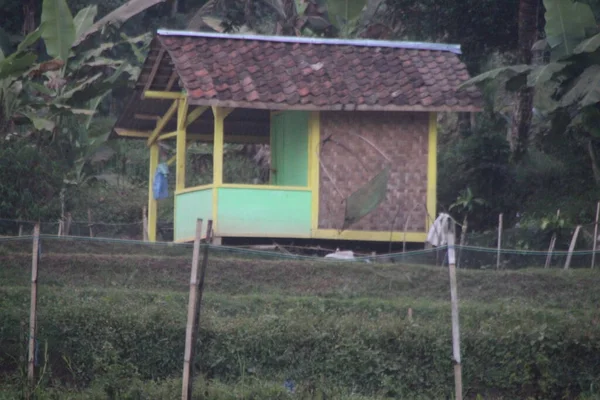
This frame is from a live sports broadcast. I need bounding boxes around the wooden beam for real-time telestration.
[166,70,178,91]
[161,134,268,144]
[186,106,209,128]
[148,144,159,242]
[114,129,151,138]
[146,100,178,147]
[176,98,189,191]
[143,48,166,93]
[158,131,178,140]
[134,113,160,121]
[143,90,185,100]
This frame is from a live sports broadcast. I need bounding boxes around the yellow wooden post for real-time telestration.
[426,112,438,229]
[211,107,233,235]
[148,143,159,242]
[176,97,189,191]
[309,111,321,232]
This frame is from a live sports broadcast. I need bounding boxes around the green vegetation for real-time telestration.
[1,242,600,398]
[3,0,600,398]
[1,0,599,244]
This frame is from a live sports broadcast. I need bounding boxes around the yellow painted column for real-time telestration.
[176,98,189,191]
[426,112,438,230]
[309,111,321,232]
[148,143,159,242]
[211,107,233,235]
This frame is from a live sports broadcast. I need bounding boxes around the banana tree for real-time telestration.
[461,0,600,180]
[188,0,368,37]
[0,0,157,140]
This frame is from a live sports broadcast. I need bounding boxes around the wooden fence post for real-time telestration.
[27,223,40,397]
[447,220,463,400]
[592,202,599,269]
[143,207,149,242]
[545,209,560,268]
[182,219,213,400]
[87,209,94,238]
[564,225,582,270]
[496,213,503,269]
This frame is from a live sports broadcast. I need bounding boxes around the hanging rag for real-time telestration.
[153,163,169,200]
[427,213,451,247]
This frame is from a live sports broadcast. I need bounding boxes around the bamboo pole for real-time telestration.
[27,223,40,395]
[182,219,213,400]
[447,220,462,400]
[592,202,599,269]
[564,225,582,270]
[182,219,203,400]
[192,220,213,371]
[143,207,149,242]
[544,210,560,269]
[87,209,94,238]
[496,213,503,269]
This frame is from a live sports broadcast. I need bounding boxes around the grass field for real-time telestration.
[1,238,600,399]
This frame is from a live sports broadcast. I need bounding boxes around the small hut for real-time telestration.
[113,30,481,244]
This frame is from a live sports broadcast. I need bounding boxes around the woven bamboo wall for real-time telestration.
[318,111,429,232]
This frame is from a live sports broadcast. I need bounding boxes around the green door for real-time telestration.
[271,111,309,187]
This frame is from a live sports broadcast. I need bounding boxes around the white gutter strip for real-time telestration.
[156,29,462,54]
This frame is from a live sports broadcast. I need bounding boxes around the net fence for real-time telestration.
[0,218,173,241]
[1,233,600,269]
[2,234,599,398]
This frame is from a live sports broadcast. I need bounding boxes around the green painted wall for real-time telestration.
[271,111,309,186]
[217,187,311,237]
[174,189,213,241]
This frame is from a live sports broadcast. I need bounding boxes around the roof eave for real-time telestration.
[186,97,483,113]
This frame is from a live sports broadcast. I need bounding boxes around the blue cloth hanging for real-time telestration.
[153,163,169,200]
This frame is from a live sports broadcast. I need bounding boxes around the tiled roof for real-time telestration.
[155,30,481,112]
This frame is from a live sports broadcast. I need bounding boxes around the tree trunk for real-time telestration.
[588,139,600,185]
[22,0,37,35]
[509,0,539,162]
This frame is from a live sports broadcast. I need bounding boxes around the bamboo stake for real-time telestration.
[564,225,582,270]
[544,210,560,269]
[192,220,213,368]
[496,214,503,269]
[182,219,213,400]
[143,207,149,242]
[447,220,462,400]
[87,209,94,238]
[27,223,40,395]
[64,212,72,236]
[57,219,63,236]
[545,235,557,268]
[18,224,23,237]
[592,202,599,269]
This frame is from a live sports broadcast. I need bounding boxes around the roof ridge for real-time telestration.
[156,29,462,55]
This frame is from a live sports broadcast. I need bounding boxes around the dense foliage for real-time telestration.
[1,0,600,240]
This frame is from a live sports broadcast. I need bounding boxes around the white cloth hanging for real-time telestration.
[426,213,451,247]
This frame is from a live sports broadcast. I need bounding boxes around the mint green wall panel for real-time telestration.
[174,189,213,241]
[271,111,309,186]
[217,187,311,237]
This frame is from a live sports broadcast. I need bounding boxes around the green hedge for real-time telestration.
[2,288,600,398]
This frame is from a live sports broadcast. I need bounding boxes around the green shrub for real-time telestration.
[2,288,600,399]
[0,141,65,226]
